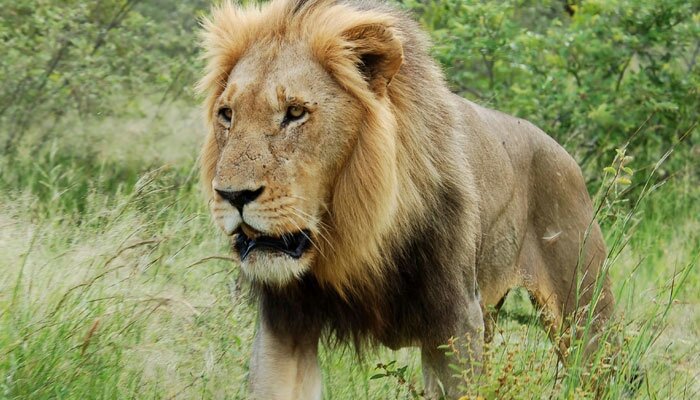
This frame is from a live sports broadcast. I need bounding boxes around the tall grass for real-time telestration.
[0,103,698,399]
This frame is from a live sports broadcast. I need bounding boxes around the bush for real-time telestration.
[403,0,699,185]
[0,0,208,153]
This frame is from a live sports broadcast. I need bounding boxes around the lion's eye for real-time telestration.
[284,105,307,124]
[217,107,233,128]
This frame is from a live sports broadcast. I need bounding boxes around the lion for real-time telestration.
[197,0,615,398]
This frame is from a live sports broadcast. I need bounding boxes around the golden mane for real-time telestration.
[198,0,459,295]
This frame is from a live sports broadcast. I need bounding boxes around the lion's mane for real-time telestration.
[198,0,478,347]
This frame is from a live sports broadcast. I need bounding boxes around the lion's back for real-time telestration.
[456,97,587,214]
[452,97,598,305]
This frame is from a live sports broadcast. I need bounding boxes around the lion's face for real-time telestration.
[201,0,405,289]
[209,43,360,284]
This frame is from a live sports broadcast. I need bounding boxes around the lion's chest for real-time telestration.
[258,182,470,347]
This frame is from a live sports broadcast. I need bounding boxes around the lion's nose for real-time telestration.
[216,187,264,213]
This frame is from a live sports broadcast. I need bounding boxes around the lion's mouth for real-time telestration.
[233,226,312,261]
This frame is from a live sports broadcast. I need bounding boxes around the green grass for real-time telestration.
[0,105,697,399]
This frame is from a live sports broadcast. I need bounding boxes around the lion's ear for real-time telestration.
[342,23,403,96]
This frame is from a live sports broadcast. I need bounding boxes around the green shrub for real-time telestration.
[0,0,207,153]
[403,0,698,185]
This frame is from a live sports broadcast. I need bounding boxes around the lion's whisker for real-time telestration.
[284,213,326,259]
[287,195,332,215]
[283,206,333,252]
[286,207,336,255]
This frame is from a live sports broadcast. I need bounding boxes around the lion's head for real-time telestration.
[198,0,424,289]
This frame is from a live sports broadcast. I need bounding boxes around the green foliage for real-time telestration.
[370,361,423,399]
[403,0,699,181]
[0,0,208,153]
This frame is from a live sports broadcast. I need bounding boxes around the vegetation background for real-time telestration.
[1,0,697,398]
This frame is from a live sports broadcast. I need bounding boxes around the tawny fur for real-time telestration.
[198,0,615,398]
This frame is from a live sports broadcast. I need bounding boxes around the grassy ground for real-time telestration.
[0,104,697,399]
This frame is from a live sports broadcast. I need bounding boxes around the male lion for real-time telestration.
[198,0,614,398]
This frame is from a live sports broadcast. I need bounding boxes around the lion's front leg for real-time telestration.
[249,317,322,400]
[421,291,484,399]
